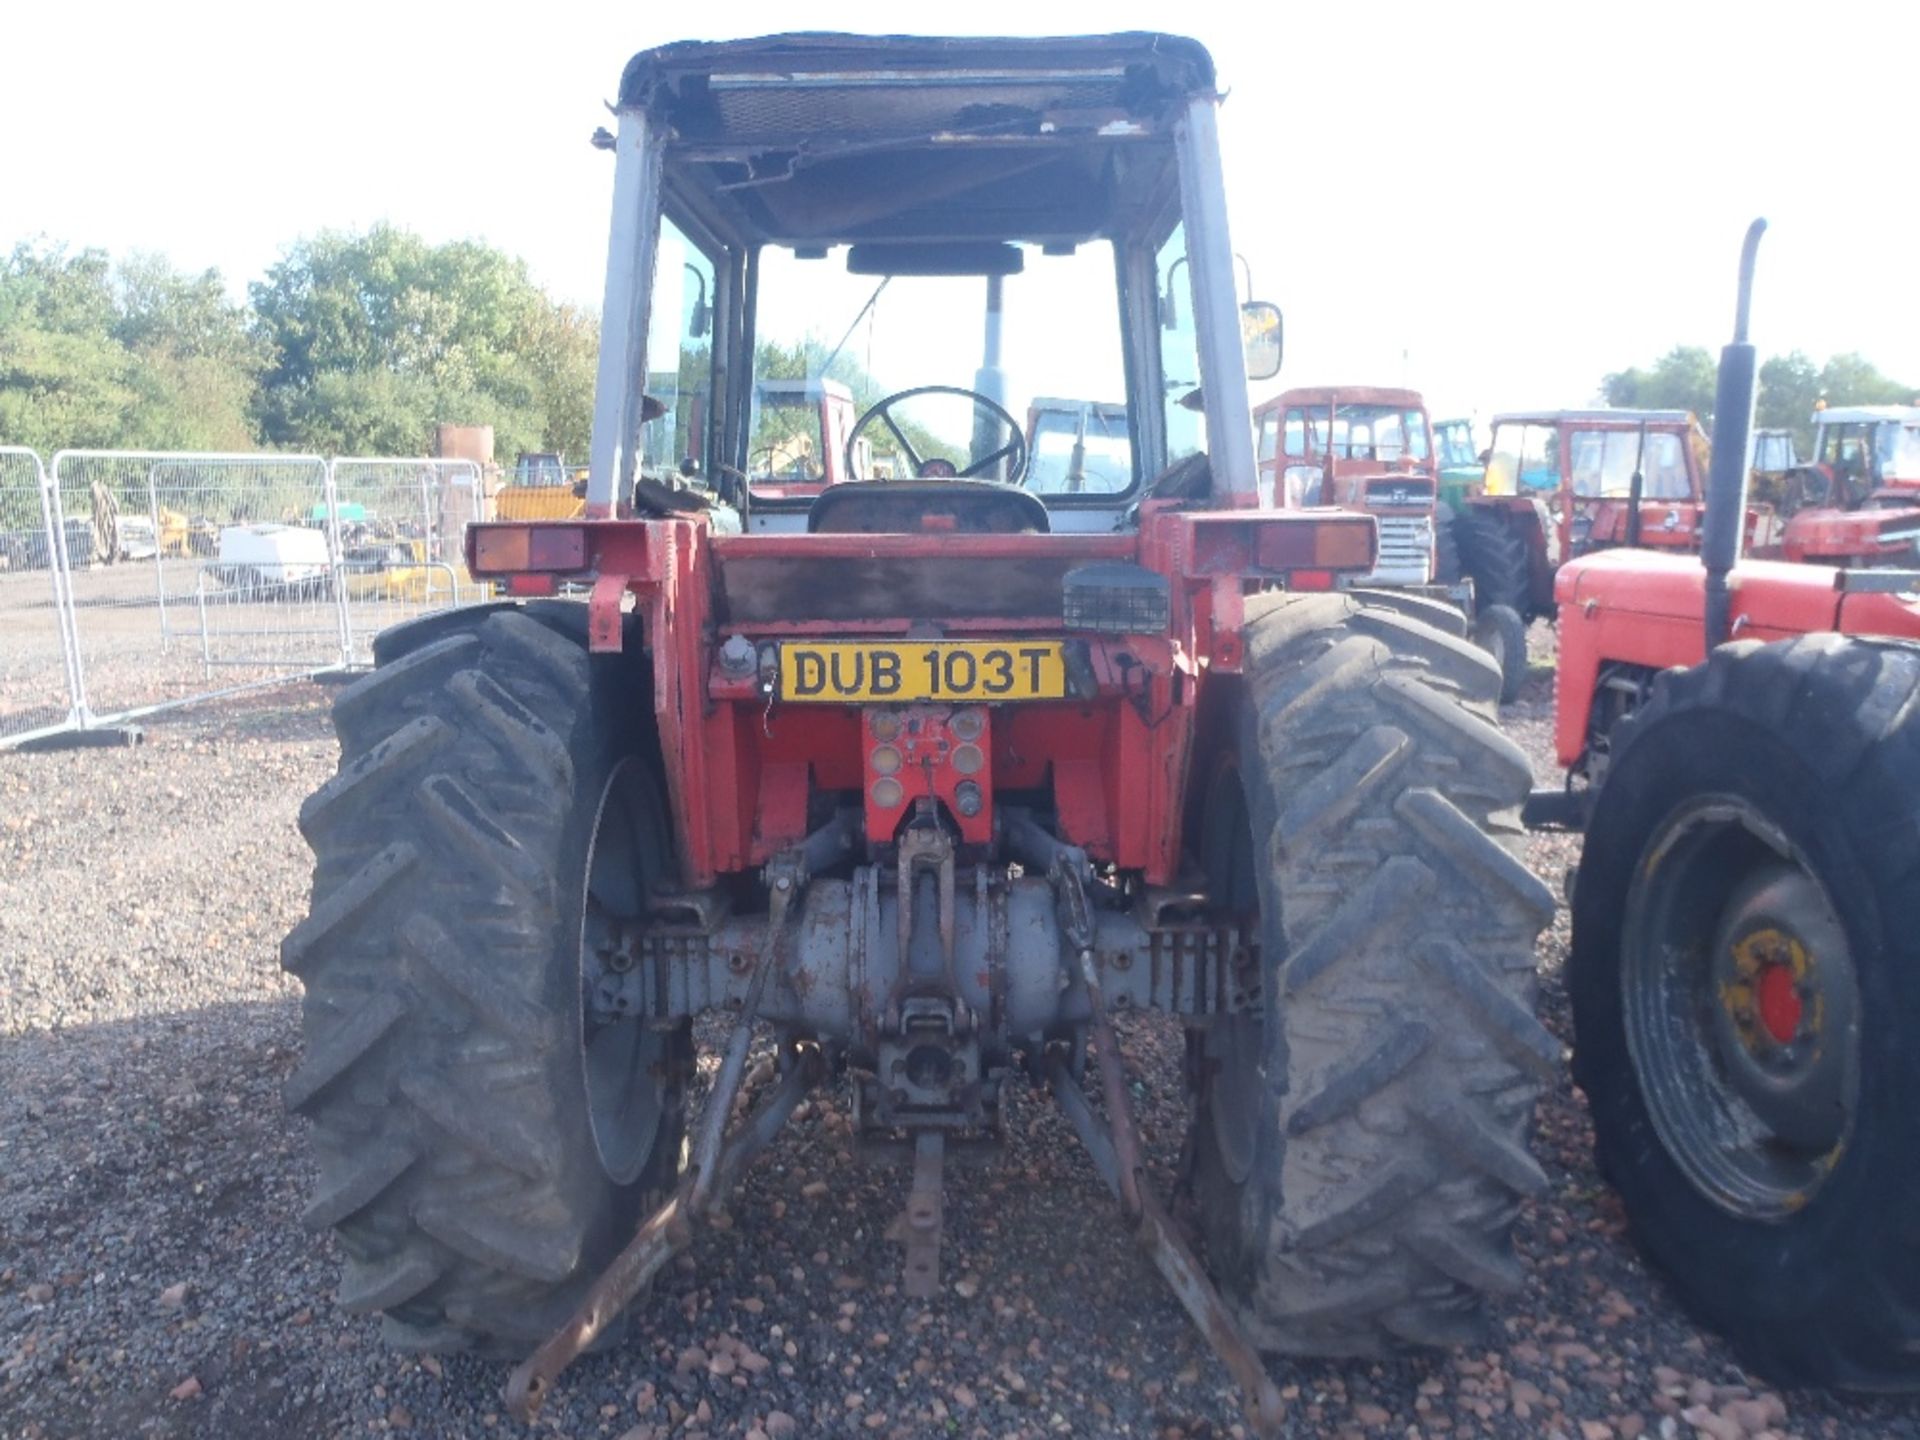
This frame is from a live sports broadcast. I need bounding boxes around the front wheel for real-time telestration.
[1572,635,1920,1389]
[1471,603,1528,704]
[1187,593,1557,1356]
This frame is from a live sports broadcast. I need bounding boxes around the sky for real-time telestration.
[3,0,1916,425]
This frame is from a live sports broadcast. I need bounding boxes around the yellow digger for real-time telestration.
[340,535,472,604]
[494,452,587,521]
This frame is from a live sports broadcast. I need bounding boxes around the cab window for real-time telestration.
[645,216,716,475]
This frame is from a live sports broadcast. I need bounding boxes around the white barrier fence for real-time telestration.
[0,448,88,746]
[0,449,489,748]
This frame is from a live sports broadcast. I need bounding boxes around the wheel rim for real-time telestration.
[1620,796,1860,1219]
[578,759,671,1185]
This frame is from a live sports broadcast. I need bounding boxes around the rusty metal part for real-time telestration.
[888,1129,947,1297]
[689,862,796,1207]
[504,1047,821,1423]
[587,571,630,653]
[1080,950,1144,1215]
[1052,947,1288,1440]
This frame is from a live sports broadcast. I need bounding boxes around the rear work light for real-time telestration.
[1254,515,1376,574]
[469,523,589,576]
[1063,561,1171,634]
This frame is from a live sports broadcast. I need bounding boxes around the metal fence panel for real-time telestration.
[0,448,85,745]
[2,449,491,744]
[48,451,343,723]
[327,457,483,665]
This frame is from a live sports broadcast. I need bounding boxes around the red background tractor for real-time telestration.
[1534,220,1920,1389]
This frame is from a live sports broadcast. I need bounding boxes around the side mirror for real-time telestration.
[689,296,711,338]
[1241,302,1283,381]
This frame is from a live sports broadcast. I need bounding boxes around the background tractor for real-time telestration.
[1251,386,1510,693]
[735,376,867,514]
[281,33,1555,1433]
[1755,404,1920,568]
[1253,385,1440,590]
[1530,220,1920,1389]
[1443,408,1740,701]
[1024,396,1132,494]
[1433,415,1482,510]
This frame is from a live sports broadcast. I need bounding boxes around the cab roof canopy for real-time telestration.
[1491,409,1696,427]
[1815,405,1919,425]
[1262,386,1428,410]
[616,32,1216,250]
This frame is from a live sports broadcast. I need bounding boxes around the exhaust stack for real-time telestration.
[1703,219,1766,648]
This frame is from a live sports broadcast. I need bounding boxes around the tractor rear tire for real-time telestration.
[1571,635,1920,1390]
[1472,603,1529,704]
[1188,592,1557,1356]
[283,605,688,1353]
[1455,505,1529,615]
[1432,502,1462,586]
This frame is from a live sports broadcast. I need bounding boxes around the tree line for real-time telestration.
[1602,347,1913,453]
[0,227,598,462]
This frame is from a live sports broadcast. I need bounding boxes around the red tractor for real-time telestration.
[1024,396,1133,494]
[1252,385,1442,590]
[1532,221,1920,1388]
[1757,404,1920,568]
[1251,385,1533,686]
[735,376,867,507]
[282,33,1555,1433]
[1447,408,1726,701]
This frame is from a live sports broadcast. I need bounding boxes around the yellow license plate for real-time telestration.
[780,641,1066,703]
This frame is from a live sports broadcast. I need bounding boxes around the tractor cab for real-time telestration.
[577,34,1285,544]
[1766,406,1920,567]
[1253,385,1438,587]
[1483,408,1714,557]
[737,377,865,510]
[1024,397,1133,494]
[1433,416,1482,510]
[1809,405,1920,495]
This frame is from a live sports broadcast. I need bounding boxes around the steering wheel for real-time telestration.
[845,385,1028,484]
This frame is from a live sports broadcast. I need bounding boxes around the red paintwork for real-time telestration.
[468,507,1375,888]
[1550,548,1920,767]
[862,707,994,847]
[1756,963,1802,1045]
[1769,491,1920,566]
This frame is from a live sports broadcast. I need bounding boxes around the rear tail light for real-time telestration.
[1255,516,1376,573]
[469,523,589,575]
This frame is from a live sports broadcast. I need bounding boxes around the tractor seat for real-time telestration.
[806,479,1050,535]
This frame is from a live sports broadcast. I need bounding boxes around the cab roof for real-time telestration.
[1258,386,1427,411]
[1815,405,1919,425]
[1491,409,1696,427]
[615,32,1215,250]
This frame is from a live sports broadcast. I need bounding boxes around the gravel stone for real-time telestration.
[3,658,1919,1437]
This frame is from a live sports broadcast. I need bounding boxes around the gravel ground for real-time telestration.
[4,638,1920,1440]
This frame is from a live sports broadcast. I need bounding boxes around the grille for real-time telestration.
[1062,562,1171,634]
[1368,515,1433,583]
